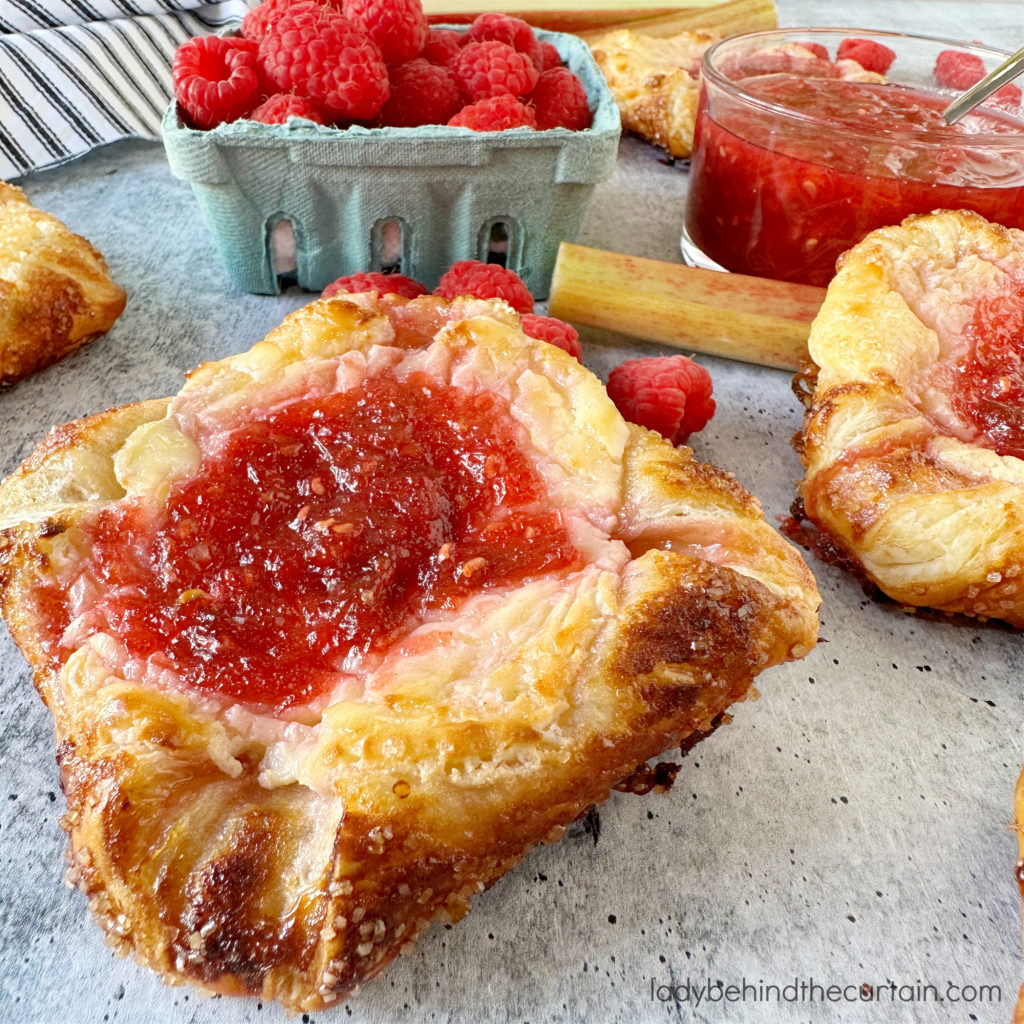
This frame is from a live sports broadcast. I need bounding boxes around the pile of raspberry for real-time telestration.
[172,1,593,132]
[322,262,716,444]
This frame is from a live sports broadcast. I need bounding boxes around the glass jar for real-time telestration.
[682,29,1024,287]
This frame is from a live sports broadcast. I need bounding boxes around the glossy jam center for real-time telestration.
[81,372,580,709]
[952,280,1024,459]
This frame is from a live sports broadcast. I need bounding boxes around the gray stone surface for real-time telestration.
[2,2,1024,1022]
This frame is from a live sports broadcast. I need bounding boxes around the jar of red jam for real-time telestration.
[683,29,1024,287]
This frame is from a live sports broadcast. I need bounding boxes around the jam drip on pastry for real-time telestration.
[953,278,1024,459]
[75,371,580,709]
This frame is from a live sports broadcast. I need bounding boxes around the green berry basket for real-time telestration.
[161,27,620,298]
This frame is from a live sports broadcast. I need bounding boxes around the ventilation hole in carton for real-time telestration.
[483,219,510,267]
[268,216,298,281]
[371,218,407,273]
[480,218,523,270]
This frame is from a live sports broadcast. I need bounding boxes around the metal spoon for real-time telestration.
[943,44,1024,124]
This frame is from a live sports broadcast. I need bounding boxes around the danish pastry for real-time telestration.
[589,29,716,158]
[0,294,819,1010]
[1015,769,1024,1010]
[796,210,1024,625]
[0,181,126,384]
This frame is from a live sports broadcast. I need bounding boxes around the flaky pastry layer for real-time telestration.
[0,294,818,1010]
[0,181,126,384]
[797,210,1024,625]
[589,29,716,158]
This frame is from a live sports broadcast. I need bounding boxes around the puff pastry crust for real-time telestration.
[796,210,1024,625]
[1015,769,1024,1021]
[0,294,819,1010]
[0,181,126,384]
[590,29,716,158]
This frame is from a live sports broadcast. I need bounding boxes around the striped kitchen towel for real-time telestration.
[0,0,250,180]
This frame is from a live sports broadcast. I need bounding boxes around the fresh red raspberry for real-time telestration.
[241,0,342,42]
[795,41,829,60]
[448,94,537,131]
[837,37,896,75]
[529,67,591,130]
[260,3,389,121]
[380,59,461,127]
[434,260,534,313]
[536,41,563,71]
[520,314,581,360]
[450,40,540,102]
[466,13,543,69]
[323,271,427,299]
[934,49,1021,109]
[990,82,1023,111]
[241,0,287,42]
[173,35,262,130]
[606,356,716,446]
[421,27,463,66]
[248,93,327,124]
[934,49,987,90]
[343,0,427,66]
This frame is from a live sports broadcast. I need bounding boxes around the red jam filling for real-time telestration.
[686,75,1024,287]
[68,372,580,710]
[952,280,1024,459]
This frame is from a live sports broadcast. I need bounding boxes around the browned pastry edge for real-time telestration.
[6,545,806,1010]
[795,211,1024,627]
[589,29,716,158]
[1015,771,1024,1023]
[0,181,126,385]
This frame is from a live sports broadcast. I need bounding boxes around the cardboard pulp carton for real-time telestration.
[162,28,621,298]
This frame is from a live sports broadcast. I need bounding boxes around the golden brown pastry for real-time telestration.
[796,210,1024,625]
[1015,771,1024,1020]
[0,293,819,1011]
[0,181,125,384]
[590,28,717,158]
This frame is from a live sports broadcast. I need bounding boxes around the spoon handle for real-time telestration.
[944,44,1024,124]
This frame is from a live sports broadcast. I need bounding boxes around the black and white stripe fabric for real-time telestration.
[0,1,250,180]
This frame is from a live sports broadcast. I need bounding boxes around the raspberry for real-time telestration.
[606,356,716,446]
[529,67,591,130]
[323,271,427,299]
[520,314,581,360]
[450,40,539,102]
[421,27,462,66]
[536,41,563,72]
[343,0,427,66]
[260,3,389,122]
[241,0,288,42]
[248,93,327,124]
[173,35,262,130]
[836,37,896,75]
[465,13,543,69]
[434,260,534,313]
[795,41,829,60]
[380,59,461,127]
[934,49,986,90]
[934,49,1021,109]
[241,0,341,42]
[448,94,537,131]
[990,82,1023,111]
